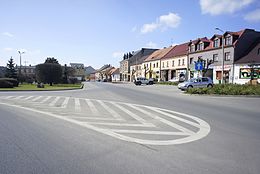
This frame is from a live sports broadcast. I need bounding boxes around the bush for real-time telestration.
[0,79,14,88]
[0,78,18,87]
[157,81,179,86]
[186,84,260,95]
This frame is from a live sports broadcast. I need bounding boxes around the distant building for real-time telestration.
[84,66,95,80]
[70,63,85,81]
[111,68,120,82]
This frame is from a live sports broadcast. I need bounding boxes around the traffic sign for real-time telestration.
[195,62,203,71]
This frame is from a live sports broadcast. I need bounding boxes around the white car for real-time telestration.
[134,77,154,85]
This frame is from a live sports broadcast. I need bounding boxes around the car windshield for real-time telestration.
[188,78,196,82]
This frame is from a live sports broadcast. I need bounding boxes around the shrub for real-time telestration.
[0,79,14,88]
[185,84,260,95]
[0,78,18,87]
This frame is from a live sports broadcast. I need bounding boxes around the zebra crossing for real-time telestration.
[0,95,210,145]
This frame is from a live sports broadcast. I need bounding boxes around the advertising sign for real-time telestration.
[240,68,260,79]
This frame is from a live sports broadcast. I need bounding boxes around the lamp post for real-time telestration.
[18,50,25,80]
[215,28,225,84]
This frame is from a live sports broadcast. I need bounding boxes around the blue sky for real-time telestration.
[1,0,260,69]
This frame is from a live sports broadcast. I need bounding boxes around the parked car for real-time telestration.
[178,77,213,90]
[134,77,154,85]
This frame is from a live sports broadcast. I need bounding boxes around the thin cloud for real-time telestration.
[112,51,124,59]
[2,32,14,37]
[141,12,181,34]
[131,26,137,32]
[3,47,13,52]
[146,41,158,48]
[200,0,254,16]
[244,9,260,22]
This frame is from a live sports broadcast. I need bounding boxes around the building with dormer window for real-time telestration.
[187,29,260,84]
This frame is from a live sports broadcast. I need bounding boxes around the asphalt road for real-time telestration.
[0,82,260,174]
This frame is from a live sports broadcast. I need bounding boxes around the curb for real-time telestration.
[0,84,84,92]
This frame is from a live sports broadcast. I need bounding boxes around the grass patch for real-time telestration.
[0,83,82,91]
[185,84,260,95]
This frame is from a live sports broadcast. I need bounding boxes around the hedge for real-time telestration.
[186,84,260,95]
[0,78,19,88]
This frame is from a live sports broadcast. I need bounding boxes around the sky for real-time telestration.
[0,0,260,69]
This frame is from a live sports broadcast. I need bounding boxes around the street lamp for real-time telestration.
[18,50,25,80]
[215,27,225,84]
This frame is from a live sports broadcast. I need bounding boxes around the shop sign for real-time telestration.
[240,68,260,79]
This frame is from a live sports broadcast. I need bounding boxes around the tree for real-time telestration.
[5,57,17,79]
[196,57,213,77]
[62,64,75,83]
[45,57,59,64]
[36,58,62,86]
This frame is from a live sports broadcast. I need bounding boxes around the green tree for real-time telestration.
[36,57,62,86]
[5,57,17,79]
[45,57,59,64]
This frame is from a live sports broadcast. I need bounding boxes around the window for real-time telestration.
[178,59,181,66]
[153,63,155,68]
[156,62,158,68]
[182,59,185,65]
[197,43,203,51]
[162,62,165,68]
[225,52,231,61]
[202,77,209,82]
[190,57,194,64]
[213,39,219,47]
[213,54,218,62]
[190,44,195,52]
[172,60,175,67]
[225,35,232,45]
[166,61,169,67]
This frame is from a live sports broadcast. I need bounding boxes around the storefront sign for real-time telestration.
[240,68,260,79]
[214,65,232,71]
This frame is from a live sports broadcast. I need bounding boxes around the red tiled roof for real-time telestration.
[144,46,173,62]
[162,42,189,59]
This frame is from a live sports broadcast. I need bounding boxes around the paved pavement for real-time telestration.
[0,82,260,174]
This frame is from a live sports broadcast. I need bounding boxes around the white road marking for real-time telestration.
[129,104,194,135]
[49,96,60,107]
[4,96,14,99]
[111,102,150,125]
[107,129,191,135]
[74,98,81,112]
[61,97,70,108]
[85,99,99,115]
[23,96,34,100]
[0,96,211,145]
[83,122,155,127]
[32,96,43,101]
[96,100,122,120]
[40,96,52,103]
[13,96,24,100]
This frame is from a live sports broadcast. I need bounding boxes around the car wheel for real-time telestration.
[148,81,153,85]
[187,85,193,89]
[207,84,213,88]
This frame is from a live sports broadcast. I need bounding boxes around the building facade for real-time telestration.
[161,43,189,81]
